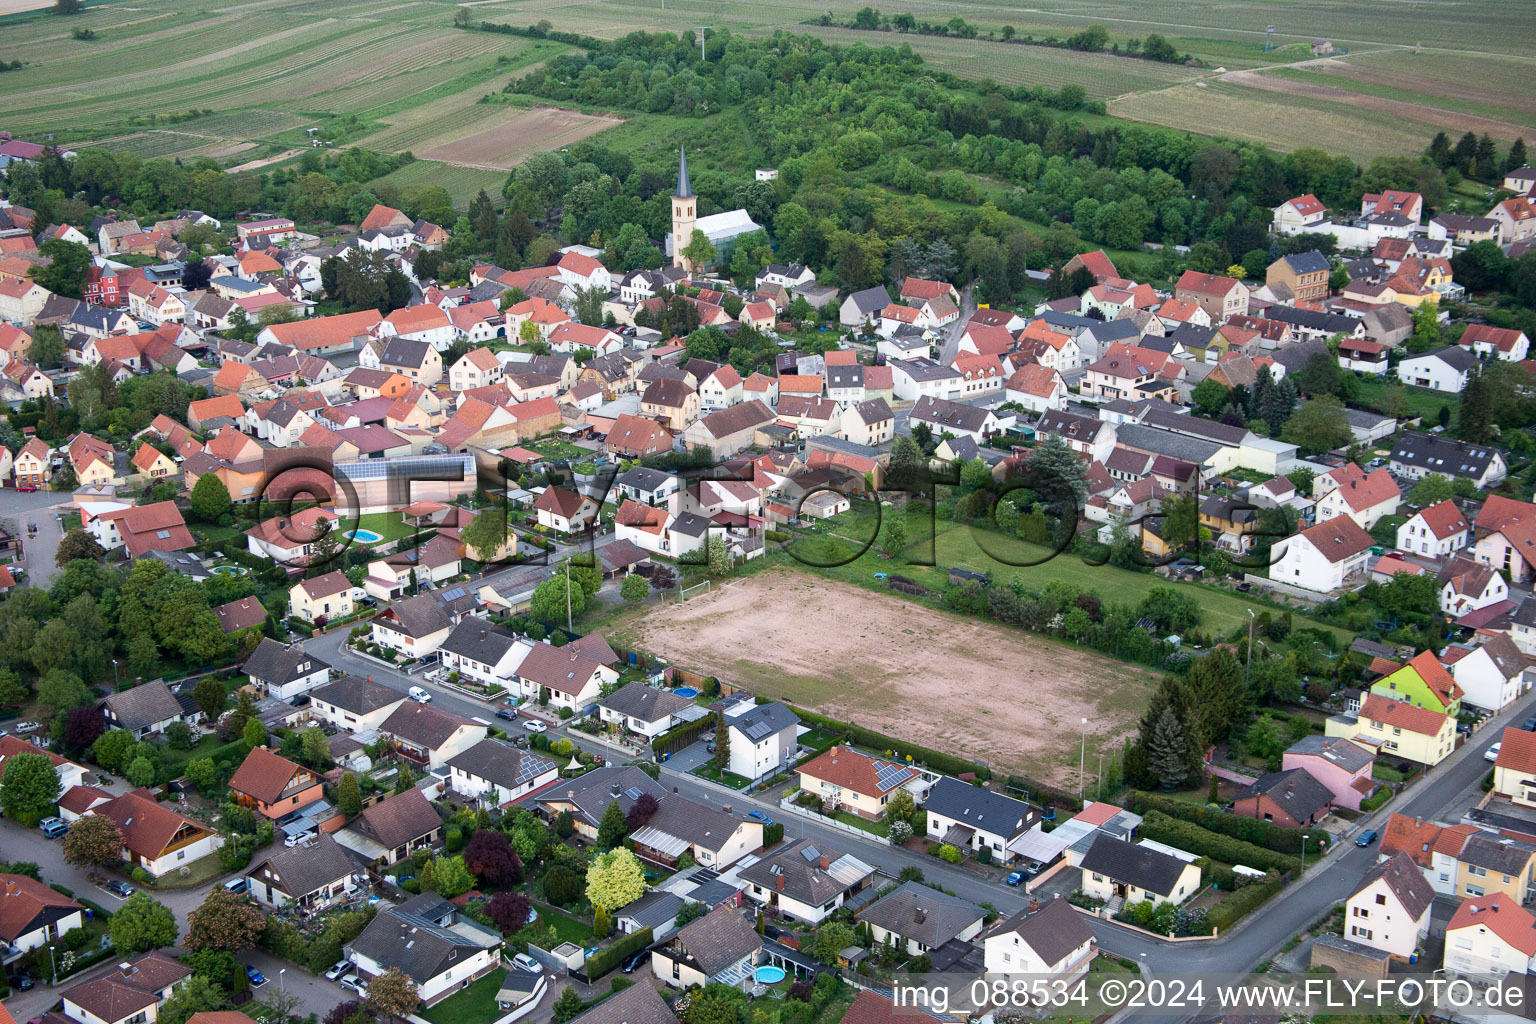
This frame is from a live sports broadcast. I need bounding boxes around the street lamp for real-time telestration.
[279,968,286,993]
[1079,717,1088,804]
[1301,834,1310,873]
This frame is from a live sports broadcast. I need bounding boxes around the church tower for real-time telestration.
[671,145,697,271]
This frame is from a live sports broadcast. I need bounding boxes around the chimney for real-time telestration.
[914,907,926,924]
[1028,899,1041,913]
[818,855,829,870]
[566,790,574,799]
[723,805,732,813]
[3,880,17,897]
[775,874,785,891]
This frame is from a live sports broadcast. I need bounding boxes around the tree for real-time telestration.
[586,848,645,910]
[126,756,155,788]
[463,829,522,887]
[530,574,584,624]
[426,855,474,898]
[884,787,916,825]
[882,516,907,558]
[189,474,232,522]
[698,710,726,776]
[625,792,659,832]
[486,890,532,935]
[93,728,135,771]
[55,529,105,567]
[29,325,67,370]
[1244,716,1285,761]
[193,677,228,720]
[544,864,583,905]
[1146,708,1191,791]
[36,240,92,299]
[367,969,420,1024]
[155,974,228,1024]
[1021,434,1088,512]
[62,705,106,754]
[597,799,628,849]
[681,229,716,271]
[337,771,362,816]
[1292,351,1345,399]
[54,0,82,13]
[1190,377,1230,418]
[552,988,586,1024]
[461,502,510,560]
[592,903,611,939]
[683,986,748,1024]
[808,922,857,964]
[110,892,178,954]
[1281,396,1352,455]
[37,669,91,712]
[886,435,923,491]
[1156,494,1200,551]
[0,752,60,826]
[1409,474,1455,507]
[243,717,268,749]
[573,285,607,326]
[706,534,730,575]
[185,758,218,795]
[185,888,266,951]
[620,574,649,603]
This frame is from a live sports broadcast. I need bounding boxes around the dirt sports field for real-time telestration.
[630,570,1158,784]
[420,106,623,170]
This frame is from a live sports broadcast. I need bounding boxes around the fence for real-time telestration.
[776,797,892,846]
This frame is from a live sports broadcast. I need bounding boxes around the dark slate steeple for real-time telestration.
[675,145,692,199]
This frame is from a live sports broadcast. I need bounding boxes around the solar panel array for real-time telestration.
[873,760,912,791]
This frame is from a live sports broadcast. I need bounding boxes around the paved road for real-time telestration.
[0,487,75,588]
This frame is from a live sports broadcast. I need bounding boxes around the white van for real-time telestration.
[223,877,250,894]
[408,686,431,703]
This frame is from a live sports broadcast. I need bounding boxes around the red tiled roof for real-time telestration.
[1359,693,1450,737]
[1448,893,1536,957]
[797,744,917,798]
[229,746,308,805]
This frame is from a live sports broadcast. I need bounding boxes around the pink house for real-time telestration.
[1282,735,1377,811]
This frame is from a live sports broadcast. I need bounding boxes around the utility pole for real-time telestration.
[1245,609,1255,686]
[565,559,572,633]
[1097,752,1104,800]
[1079,717,1087,805]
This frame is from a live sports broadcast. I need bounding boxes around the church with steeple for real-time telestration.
[666,145,763,272]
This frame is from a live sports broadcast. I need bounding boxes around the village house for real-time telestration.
[1395,433,1507,491]
[1174,271,1249,322]
[1282,735,1376,811]
[93,790,224,877]
[1078,836,1202,907]
[922,776,1037,863]
[1438,556,1509,617]
[597,682,696,738]
[1444,893,1536,980]
[533,485,600,534]
[858,881,984,958]
[1326,694,1456,767]
[533,766,667,840]
[1459,324,1530,362]
[650,906,762,989]
[229,745,326,820]
[446,738,559,808]
[1230,768,1335,828]
[246,834,356,912]
[1266,250,1331,302]
[241,637,332,701]
[1396,500,1470,559]
[60,951,191,1024]
[1345,852,1434,958]
[797,745,923,820]
[380,702,484,770]
[1269,516,1375,593]
[309,674,407,734]
[101,679,186,738]
[347,893,502,1006]
[288,571,357,623]
[510,640,617,713]
[738,838,875,924]
[983,897,1096,980]
[628,794,764,871]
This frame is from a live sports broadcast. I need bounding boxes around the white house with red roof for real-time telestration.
[1004,364,1067,413]
[556,250,613,293]
[1362,190,1424,223]
[1396,500,1470,559]
[796,744,924,820]
[1273,194,1328,234]
[1490,197,1536,244]
[533,486,599,534]
[83,501,195,558]
[547,322,622,356]
[1271,517,1375,593]
[1459,324,1529,362]
[1445,892,1536,978]
[1314,464,1401,529]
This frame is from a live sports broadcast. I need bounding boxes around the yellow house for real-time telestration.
[1079,835,1202,907]
[131,444,179,480]
[288,571,356,622]
[1326,694,1455,766]
[75,454,121,488]
[1452,832,1536,903]
[796,745,920,820]
[1493,726,1536,809]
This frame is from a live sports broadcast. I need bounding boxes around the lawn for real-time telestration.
[694,765,752,789]
[189,522,242,552]
[421,967,505,1024]
[1350,375,1459,427]
[834,812,890,837]
[534,904,592,945]
[528,437,596,460]
[337,512,421,545]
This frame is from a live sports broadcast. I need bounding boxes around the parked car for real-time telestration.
[16,485,36,493]
[324,961,351,981]
[1487,742,1503,762]
[621,950,649,974]
[1004,872,1026,886]
[408,686,432,703]
[245,965,266,986]
[104,880,134,899]
[16,973,33,991]
[285,829,318,848]
[1523,715,1536,732]
[511,953,542,975]
[522,719,547,733]
[1356,829,1379,847]
[495,707,518,721]
[747,811,773,824]
[340,976,368,996]
[223,877,250,894]
[41,819,69,839]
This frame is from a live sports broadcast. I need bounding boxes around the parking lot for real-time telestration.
[0,487,74,587]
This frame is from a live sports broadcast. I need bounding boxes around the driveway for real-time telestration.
[0,488,73,587]
[663,739,712,773]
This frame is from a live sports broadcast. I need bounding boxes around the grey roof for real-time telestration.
[1078,835,1187,897]
[617,466,676,493]
[1142,407,1248,446]
[892,357,962,383]
[827,365,864,390]
[923,777,1033,840]
[857,881,983,948]
[373,593,454,639]
[635,793,750,855]
[102,679,184,731]
[942,435,979,461]
[912,395,989,434]
[381,702,478,749]
[348,893,500,983]
[1265,305,1358,335]
[438,618,520,665]
[597,538,650,573]
[1115,423,1224,466]
[1232,768,1334,822]
[849,398,893,425]
[1037,408,1107,442]
[669,906,762,977]
[352,787,442,849]
[1286,734,1374,773]
[676,145,692,199]
[1281,250,1332,275]
[1353,851,1434,921]
[569,977,677,1024]
[738,838,875,906]
[730,701,798,743]
[845,286,891,315]
[1458,833,1536,875]
[989,897,1094,968]
[446,738,557,792]
[533,765,666,825]
[599,682,694,724]
[242,637,330,687]
[251,833,353,898]
[616,890,686,931]
[1040,311,1099,334]
[1407,345,1478,373]
[1390,432,1502,478]
[311,674,405,715]
[1082,319,1141,342]
[380,337,433,370]
[670,511,712,538]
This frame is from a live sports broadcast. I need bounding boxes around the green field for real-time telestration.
[367,160,511,207]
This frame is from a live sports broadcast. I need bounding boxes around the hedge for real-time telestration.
[652,718,712,757]
[1206,871,1286,933]
[584,926,652,980]
[785,705,994,784]
[1127,792,1324,856]
[1361,785,1392,812]
[1137,811,1301,875]
[763,822,784,846]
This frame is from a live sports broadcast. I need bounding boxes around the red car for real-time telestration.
[16,485,37,493]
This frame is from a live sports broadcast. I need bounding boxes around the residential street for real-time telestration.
[0,487,76,587]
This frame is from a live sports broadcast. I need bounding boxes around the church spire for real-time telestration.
[675,145,692,199]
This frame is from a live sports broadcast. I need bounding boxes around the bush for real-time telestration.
[763,822,784,846]
[1126,792,1323,856]
[1361,785,1392,811]
[651,717,711,756]
[1137,811,1300,874]
[1206,871,1285,932]
[130,867,152,884]
[583,926,652,980]
[937,844,961,864]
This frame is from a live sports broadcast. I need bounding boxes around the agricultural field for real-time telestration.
[367,159,511,206]
[627,568,1159,784]
[417,106,623,169]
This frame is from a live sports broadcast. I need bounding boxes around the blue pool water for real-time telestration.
[344,528,384,543]
[673,686,699,698]
[754,967,786,984]
[211,565,249,576]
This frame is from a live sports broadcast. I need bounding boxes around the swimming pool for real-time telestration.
[344,528,383,543]
[210,565,249,576]
[754,966,786,985]
[673,686,699,698]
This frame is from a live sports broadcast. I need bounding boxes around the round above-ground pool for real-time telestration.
[344,528,384,543]
[673,686,699,698]
[210,565,249,576]
[754,966,786,985]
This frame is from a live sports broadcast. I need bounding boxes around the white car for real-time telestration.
[408,686,432,703]
[340,975,368,997]
[1486,742,1503,763]
[325,961,351,981]
[522,719,547,733]
[284,829,318,848]
[511,953,542,975]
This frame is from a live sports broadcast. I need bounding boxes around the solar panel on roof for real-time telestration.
[800,845,820,862]
[624,787,643,799]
